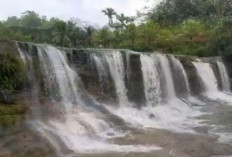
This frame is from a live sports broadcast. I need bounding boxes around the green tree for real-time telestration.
[52,21,70,47]
[137,21,160,50]
[20,11,41,28]
[181,20,206,40]
[124,24,137,46]
[4,16,19,27]
[93,27,115,48]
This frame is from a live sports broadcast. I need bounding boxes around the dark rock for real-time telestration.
[180,56,205,95]
[121,51,146,108]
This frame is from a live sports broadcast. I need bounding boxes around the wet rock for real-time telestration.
[121,51,146,108]
[180,56,204,95]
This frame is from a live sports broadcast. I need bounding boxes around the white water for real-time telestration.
[192,62,218,93]
[19,45,162,154]
[108,54,202,133]
[157,54,176,100]
[193,61,232,102]
[217,61,231,92]
[38,45,83,113]
[107,97,202,133]
[140,54,161,106]
[35,109,161,154]
[16,42,26,63]
[17,43,232,154]
[104,51,129,106]
[170,56,191,95]
[91,54,109,92]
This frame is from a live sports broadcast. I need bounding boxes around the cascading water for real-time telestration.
[157,54,176,100]
[16,42,26,63]
[37,45,83,113]
[170,56,190,97]
[104,51,129,106]
[14,41,232,155]
[217,61,231,92]
[29,45,114,153]
[91,54,110,93]
[140,54,161,106]
[192,61,232,102]
[17,44,161,154]
[192,62,219,93]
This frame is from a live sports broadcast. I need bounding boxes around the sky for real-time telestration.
[0,0,160,26]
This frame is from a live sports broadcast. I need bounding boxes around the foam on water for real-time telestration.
[34,117,161,154]
[107,98,203,133]
[104,54,204,133]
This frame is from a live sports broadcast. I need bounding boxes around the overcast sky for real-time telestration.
[0,0,160,26]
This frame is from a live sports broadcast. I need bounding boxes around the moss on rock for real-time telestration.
[0,40,27,103]
[0,104,28,127]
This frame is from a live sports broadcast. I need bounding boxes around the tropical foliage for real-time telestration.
[0,0,232,56]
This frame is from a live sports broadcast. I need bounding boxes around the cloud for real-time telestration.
[0,0,158,26]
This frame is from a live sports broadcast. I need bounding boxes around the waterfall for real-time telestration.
[16,43,162,154]
[37,45,83,113]
[140,54,161,106]
[217,61,231,92]
[170,56,190,97]
[91,54,110,92]
[104,51,129,106]
[15,42,232,154]
[192,62,218,93]
[192,61,232,102]
[16,42,26,63]
[157,54,176,100]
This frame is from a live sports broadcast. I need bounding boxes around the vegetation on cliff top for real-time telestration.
[0,0,231,56]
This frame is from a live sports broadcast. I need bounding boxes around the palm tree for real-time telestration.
[125,16,135,24]
[116,13,127,27]
[102,8,116,26]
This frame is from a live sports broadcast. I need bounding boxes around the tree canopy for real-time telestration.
[1,1,232,57]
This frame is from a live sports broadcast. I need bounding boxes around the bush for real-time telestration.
[0,41,26,103]
[0,42,26,91]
